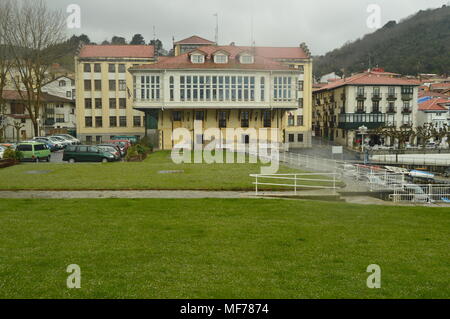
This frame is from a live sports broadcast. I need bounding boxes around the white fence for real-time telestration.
[250,173,339,195]
[391,184,450,203]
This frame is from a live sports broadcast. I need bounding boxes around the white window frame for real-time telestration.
[240,55,254,64]
[191,54,205,64]
[214,54,228,64]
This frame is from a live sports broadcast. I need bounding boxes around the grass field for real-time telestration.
[0,198,448,299]
[0,151,331,191]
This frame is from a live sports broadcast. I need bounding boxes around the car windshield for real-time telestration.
[50,136,64,141]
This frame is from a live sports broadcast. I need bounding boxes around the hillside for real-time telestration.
[314,5,450,79]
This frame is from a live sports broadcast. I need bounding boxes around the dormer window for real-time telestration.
[214,54,228,64]
[240,54,254,64]
[191,54,205,64]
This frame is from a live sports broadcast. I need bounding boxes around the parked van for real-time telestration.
[16,142,51,162]
[63,145,117,163]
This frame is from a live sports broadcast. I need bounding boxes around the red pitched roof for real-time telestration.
[174,35,215,45]
[419,91,450,99]
[133,45,297,71]
[2,90,73,103]
[430,82,450,90]
[315,71,420,92]
[132,44,309,71]
[79,45,155,58]
[418,98,450,111]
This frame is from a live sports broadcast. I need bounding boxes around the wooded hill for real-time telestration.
[313,5,450,80]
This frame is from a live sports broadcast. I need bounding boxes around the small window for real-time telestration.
[195,111,204,121]
[109,116,117,127]
[298,134,304,143]
[218,111,227,128]
[118,64,126,73]
[94,64,101,73]
[109,98,116,109]
[85,98,92,109]
[85,117,92,127]
[214,54,227,64]
[94,80,102,91]
[133,116,141,127]
[119,116,127,127]
[59,80,66,87]
[66,91,71,98]
[288,134,294,143]
[85,137,92,145]
[119,98,126,109]
[118,80,126,91]
[95,98,102,109]
[83,64,91,72]
[109,80,116,91]
[240,55,254,64]
[84,80,92,91]
[288,115,295,126]
[297,115,304,126]
[108,64,116,73]
[173,111,182,121]
[95,116,103,127]
[191,54,205,64]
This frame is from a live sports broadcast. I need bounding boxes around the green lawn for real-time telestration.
[0,151,332,191]
[0,198,448,299]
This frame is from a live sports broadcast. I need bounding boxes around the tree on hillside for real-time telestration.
[4,0,68,137]
[111,36,127,45]
[130,34,145,45]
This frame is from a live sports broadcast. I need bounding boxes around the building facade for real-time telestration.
[0,90,74,142]
[417,98,450,129]
[130,43,313,150]
[75,45,156,143]
[313,69,420,148]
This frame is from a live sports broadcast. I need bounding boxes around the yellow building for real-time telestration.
[130,41,313,150]
[75,45,156,143]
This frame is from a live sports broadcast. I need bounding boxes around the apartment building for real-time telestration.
[0,90,74,141]
[417,98,450,129]
[75,45,156,143]
[313,69,420,148]
[130,42,313,150]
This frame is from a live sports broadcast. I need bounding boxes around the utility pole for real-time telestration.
[214,13,219,45]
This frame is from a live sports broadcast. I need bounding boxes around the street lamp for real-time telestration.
[358,125,368,164]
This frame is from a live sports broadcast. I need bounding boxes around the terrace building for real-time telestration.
[130,42,313,150]
[417,98,450,129]
[75,45,156,143]
[313,69,420,148]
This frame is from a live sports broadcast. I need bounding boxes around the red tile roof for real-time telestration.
[430,82,450,90]
[132,44,308,71]
[78,45,155,58]
[418,98,450,111]
[419,91,450,99]
[174,35,215,45]
[314,71,420,92]
[2,90,73,103]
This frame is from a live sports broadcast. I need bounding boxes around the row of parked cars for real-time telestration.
[0,135,131,163]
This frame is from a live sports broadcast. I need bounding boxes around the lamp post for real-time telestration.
[358,125,368,164]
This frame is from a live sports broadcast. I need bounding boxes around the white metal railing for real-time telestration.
[250,173,339,196]
[371,154,450,166]
[391,184,450,203]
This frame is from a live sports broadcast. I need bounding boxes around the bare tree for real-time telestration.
[0,0,14,141]
[4,0,67,137]
[414,123,434,148]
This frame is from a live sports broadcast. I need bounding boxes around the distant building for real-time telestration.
[417,98,450,129]
[1,90,74,141]
[313,69,420,148]
[42,76,75,100]
[74,45,156,143]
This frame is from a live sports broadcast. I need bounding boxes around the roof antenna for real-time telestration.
[153,25,158,58]
[214,13,219,45]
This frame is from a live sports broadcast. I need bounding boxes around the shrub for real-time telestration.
[3,148,23,161]
[138,136,154,152]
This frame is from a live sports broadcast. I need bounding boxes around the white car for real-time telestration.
[54,134,80,145]
[0,145,5,159]
[49,136,72,147]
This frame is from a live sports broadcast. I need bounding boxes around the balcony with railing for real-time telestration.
[401,93,413,101]
[356,92,367,100]
[385,93,398,100]
[338,113,386,130]
[402,107,412,114]
[371,107,381,114]
[386,106,397,114]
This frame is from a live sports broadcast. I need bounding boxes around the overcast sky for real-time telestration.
[50,0,448,55]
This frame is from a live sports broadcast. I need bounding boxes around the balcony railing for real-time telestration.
[386,107,397,113]
[338,113,386,130]
[386,121,397,127]
[355,108,366,114]
[402,107,412,114]
[386,93,398,100]
[372,93,382,100]
[356,93,367,100]
[401,93,413,101]
[371,108,381,114]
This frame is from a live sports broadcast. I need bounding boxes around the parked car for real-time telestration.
[443,167,450,178]
[50,135,74,146]
[33,137,65,150]
[105,140,131,155]
[98,145,121,160]
[97,144,123,158]
[54,134,81,145]
[16,142,51,162]
[32,138,59,152]
[63,145,117,163]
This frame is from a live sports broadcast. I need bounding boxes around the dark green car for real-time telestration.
[63,145,117,163]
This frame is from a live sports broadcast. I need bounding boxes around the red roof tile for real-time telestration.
[419,98,450,111]
[132,44,307,71]
[430,82,450,90]
[174,35,215,45]
[314,71,420,92]
[79,45,155,58]
[419,91,450,99]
